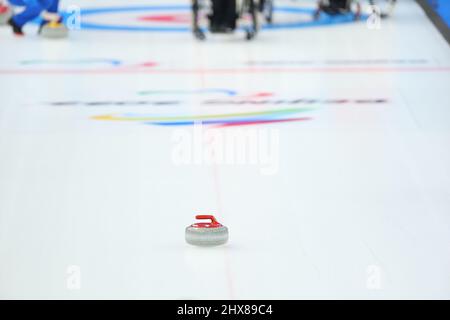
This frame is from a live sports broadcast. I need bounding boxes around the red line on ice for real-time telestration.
[0,67,449,75]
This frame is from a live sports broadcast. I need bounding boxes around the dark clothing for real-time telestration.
[10,0,59,28]
[209,0,237,31]
[320,0,351,15]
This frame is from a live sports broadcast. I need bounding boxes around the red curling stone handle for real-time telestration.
[195,215,221,227]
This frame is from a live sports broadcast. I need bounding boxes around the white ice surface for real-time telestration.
[0,0,449,299]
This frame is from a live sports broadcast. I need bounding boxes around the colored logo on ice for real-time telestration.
[90,89,313,126]
[80,89,387,127]
[92,108,312,127]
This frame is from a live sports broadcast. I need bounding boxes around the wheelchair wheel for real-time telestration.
[242,0,258,40]
[246,29,256,40]
[192,0,206,40]
[263,0,274,24]
[194,28,206,40]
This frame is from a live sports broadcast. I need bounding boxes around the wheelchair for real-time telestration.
[314,0,362,20]
[314,0,396,20]
[258,0,274,24]
[192,0,259,40]
[368,0,396,18]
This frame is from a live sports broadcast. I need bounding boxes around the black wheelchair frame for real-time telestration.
[192,0,260,40]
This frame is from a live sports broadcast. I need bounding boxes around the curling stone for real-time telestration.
[0,4,12,25]
[185,215,228,246]
[40,20,68,39]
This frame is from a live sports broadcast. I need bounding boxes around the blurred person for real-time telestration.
[5,0,61,36]
[368,0,396,18]
[209,0,237,32]
[0,1,12,25]
[314,0,361,20]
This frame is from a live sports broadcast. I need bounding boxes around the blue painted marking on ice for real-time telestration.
[138,89,238,96]
[72,5,367,33]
